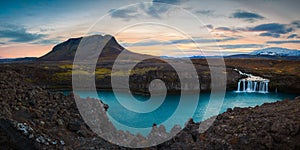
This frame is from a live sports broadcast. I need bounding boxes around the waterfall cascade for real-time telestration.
[236,79,269,93]
[234,69,269,93]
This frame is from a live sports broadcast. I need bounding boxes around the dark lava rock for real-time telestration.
[0,69,299,149]
[67,120,82,132]
[103,103,109,111]
[0,119,36,150]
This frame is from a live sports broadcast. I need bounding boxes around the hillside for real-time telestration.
[38,34,148,62]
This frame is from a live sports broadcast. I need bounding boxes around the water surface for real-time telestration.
[67,91,296,135]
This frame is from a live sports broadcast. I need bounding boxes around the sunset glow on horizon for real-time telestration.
[1,0,300,58]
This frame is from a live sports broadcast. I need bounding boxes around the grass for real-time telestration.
[58,64,74,69]
[130,67,158,75]
[53,66,159,80]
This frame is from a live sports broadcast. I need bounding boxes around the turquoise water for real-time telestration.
[68,91,297,135]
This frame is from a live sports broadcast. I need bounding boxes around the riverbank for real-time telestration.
[1,69,300,149]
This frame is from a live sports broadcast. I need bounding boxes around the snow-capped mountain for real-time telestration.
[249,47,300,56]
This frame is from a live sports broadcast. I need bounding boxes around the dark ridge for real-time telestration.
[0,57,37,64]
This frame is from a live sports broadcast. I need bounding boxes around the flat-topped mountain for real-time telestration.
[38,34,142,61]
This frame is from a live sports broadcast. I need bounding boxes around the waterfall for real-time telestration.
[254,82,257,92]
[237,81,241,92]
[259,82,263,91]
[237,80,269,93]
[246,81,250,91]
[234,69,269,93]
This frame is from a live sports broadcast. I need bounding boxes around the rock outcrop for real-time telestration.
[0,70,117,149]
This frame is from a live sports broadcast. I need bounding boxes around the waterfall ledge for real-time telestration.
[234,69,270,93]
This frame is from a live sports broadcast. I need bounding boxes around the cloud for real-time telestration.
[215,37,239,42]
[247,23,294,38]
[249,23,293,34]
[122,37,239,47]
[33,39,61,45]
[259,32,280,38]
[170,37,238,44]
[109,0,186,20]
[232,22,298,38]
[140,2,170,18]
[267,40,300,44]
[109,7,139,20]
[109,3,168,20]
[291,20,300,28]
[87,31,105,36]
[231,10,264,22]
[205,25,214,29]
[215,27,237,32]
[287,34,297,39]
[123,40,164,47]
[152,0,185,5]
[0,24,62,45]
[217,44,265,49]
[195,10,215,16]
[0,24,47,42]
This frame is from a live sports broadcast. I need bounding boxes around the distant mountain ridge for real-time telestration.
[0,57,37,63]
[249,47,300,56]
[190,47,300,60]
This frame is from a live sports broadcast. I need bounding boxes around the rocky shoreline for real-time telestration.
[1,70,300,149]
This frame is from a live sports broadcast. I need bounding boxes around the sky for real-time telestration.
[0,0,300,58]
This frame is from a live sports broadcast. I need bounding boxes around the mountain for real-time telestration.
[38,34,145,61]
[249,47,300,57]
[0,57,37,63]
[225,47,300,60]
[172,47,300,59]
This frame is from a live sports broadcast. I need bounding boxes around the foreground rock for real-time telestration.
[0,70,119,149]
[157,98,300,149]
[0,70,299,149]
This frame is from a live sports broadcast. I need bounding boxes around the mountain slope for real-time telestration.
[38,34,144,61]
